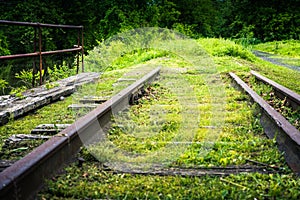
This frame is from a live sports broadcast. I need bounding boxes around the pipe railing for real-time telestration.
[0,20,84,85]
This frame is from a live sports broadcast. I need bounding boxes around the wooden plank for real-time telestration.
[31,124,71,135]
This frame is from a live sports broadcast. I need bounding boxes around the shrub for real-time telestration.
[198,38,256,61]
[0,79,8,95]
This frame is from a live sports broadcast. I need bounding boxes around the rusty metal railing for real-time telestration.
[0,20,84,85]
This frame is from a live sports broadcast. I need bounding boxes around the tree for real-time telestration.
[218,0,300,41]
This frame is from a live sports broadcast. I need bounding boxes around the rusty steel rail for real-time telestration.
[250,70,300,110]
[0,20,84,85]
[0,67,160,200]
[229,72,300,175]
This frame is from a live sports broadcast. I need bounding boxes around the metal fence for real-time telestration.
[0,20,84,85]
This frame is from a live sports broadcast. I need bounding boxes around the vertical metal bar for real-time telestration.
[81,26,84,72]
[77,29,80,74]
[32,27,37,87]
[38,25,43,85]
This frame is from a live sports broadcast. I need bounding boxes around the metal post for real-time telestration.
[81,26,84,72]
[76,29,80,74]
[32,27,37,87]
[38,25,43,85]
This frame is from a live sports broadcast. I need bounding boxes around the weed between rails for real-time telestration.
[242,74,299,130]
[0,139,45,161]
[0,96,76,160]
[108,83,180,153]
[174,74,287,169]
[41,161,300,199]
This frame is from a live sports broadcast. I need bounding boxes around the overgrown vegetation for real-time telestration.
[0,79,8,95]
[107,83,181,154]
[0,50,160,161]
[5,63,76,96]
[38,37,300,199]
[41,162,300,199]
[253,40,300,58]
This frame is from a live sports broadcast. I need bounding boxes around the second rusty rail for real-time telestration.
[229,72,300,175]
[250,70,300,110]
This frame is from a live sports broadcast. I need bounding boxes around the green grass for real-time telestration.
[252,40,300,68]
[198,38,300,94]
[41,163,300,199]
[253,40,300,58]
[107,83,181,154]
[0,96,76,156]
[175,75,286,168]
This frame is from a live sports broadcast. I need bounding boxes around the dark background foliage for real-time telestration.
[1,0,299,55]
[0,0,299,88]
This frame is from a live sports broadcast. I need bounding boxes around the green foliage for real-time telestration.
[0,32,10,56]
[11,64,74,94]
[172,23,197,38]
[109,49,169,71]
[9,86,27,99]
[218,0,300,42]
[171,0,218,37]
[85,28,174,72]
[1,0,298,58]
[48,64,76,82]
[0,79,8,94]
[15,69,38,88]
[97,0,181,39]
[45,81,59,90]
[13,64,75,88]
[263,13,299,41]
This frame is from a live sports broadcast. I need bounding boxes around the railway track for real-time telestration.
[0,67,161,199]
[229,71,300,173]
[0,67,299,199]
